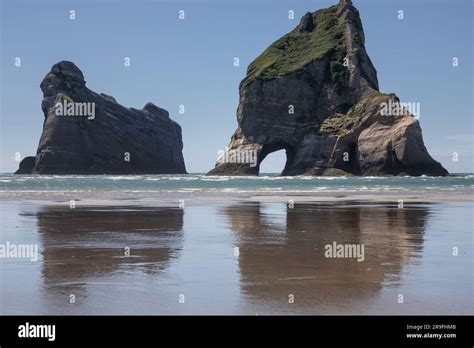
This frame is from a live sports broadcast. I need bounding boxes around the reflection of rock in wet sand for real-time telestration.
[36,206,184,289]
[222,202,429,313]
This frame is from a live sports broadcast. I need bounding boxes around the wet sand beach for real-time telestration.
[1,193,472,315]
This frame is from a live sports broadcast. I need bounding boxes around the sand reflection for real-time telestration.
[36,206,184,295]
[222,202,429,313]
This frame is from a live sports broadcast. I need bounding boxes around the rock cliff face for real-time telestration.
[208,0,447,176]
[16,61,186,174]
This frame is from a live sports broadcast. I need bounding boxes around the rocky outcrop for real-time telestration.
[16,61,186,174]
[15,156,36,174]
[208,0,447,176]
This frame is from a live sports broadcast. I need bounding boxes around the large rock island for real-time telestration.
[16,61,186,174]
[208,0,447,176]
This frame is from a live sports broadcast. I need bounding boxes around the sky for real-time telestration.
[0,0,472,173]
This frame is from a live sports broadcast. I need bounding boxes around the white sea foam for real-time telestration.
[166,176,199,181]
[201,177,230,181]
[106,176,143,180]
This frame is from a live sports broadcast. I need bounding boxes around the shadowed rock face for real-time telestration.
[208,0,447,176]
[15,61,186,174]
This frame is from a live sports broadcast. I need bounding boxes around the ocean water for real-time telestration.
[0,173,473,196]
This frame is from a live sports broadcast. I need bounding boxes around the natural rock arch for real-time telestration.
[208,0,447,177]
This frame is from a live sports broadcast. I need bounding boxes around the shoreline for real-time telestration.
[0,188,473,207]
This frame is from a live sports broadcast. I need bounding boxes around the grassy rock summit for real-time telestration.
[209,0,448,176]
[16,61,186,174]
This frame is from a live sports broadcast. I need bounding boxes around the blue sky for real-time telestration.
[1,0,472,173]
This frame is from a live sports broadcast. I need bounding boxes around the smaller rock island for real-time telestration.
[16,61,186,174]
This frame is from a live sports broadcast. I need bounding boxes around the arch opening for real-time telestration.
[258,143,295,176]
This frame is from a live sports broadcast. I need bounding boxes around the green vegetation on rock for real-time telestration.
[319,113,357,135]
[319,99,368,135]
[318,91,390,135]
[242,5,345,87]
